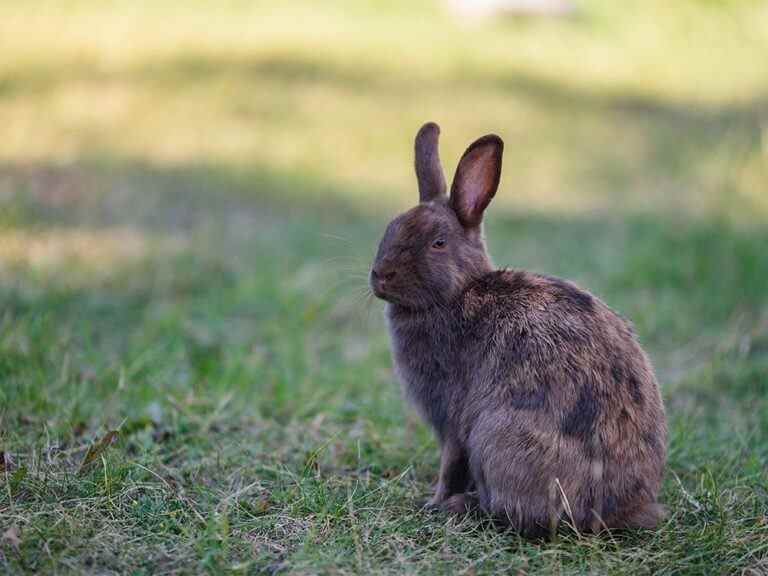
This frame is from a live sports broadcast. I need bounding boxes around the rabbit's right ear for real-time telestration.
[415,122,447,202]
[449,134,503,229]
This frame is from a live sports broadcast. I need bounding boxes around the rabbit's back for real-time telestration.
[458,270,666,533]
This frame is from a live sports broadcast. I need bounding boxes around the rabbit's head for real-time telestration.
[371,123,504,310]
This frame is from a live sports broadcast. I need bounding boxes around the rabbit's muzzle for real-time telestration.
[370,266,398,300]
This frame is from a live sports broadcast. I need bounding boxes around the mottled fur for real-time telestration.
[371,122,667,537]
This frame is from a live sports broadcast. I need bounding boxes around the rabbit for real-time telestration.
[369,122,667,537]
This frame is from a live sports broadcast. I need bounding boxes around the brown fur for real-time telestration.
[371,122,667,538]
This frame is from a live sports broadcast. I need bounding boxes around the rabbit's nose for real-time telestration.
[371,268,397,283]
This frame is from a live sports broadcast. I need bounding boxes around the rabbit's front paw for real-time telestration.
[425,493,446,509]
[423,493,475,516]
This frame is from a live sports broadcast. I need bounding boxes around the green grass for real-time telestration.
[1,0,768,573]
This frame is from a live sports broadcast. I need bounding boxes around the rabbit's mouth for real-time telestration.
[370,276,403,305]
[371,281,395,302]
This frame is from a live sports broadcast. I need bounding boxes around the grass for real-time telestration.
[1,0,768,573]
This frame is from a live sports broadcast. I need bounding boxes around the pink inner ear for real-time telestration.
[453,144,500,227]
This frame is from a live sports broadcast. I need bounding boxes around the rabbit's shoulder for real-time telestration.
[461,269,600,322]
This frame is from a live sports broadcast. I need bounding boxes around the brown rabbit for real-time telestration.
[370,122,667,537]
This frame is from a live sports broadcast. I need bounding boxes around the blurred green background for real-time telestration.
[1,1,767,574]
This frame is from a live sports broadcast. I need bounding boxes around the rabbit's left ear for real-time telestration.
[449,134,503,229]
[415,122,447,203]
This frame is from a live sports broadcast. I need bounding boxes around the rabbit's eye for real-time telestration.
[431,238,447,250]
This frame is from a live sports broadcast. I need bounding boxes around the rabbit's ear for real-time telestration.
[449,134,503,228]
[415,122,447,202]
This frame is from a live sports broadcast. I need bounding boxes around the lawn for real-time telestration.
[1,0,768,573]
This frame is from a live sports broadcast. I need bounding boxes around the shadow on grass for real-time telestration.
[2,156,767,353]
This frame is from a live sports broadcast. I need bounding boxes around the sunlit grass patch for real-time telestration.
[0,1,766,220]
[0,227,183,275]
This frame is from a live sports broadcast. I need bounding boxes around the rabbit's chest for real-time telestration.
[386,314,466,437]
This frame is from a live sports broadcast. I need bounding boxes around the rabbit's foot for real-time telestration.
[423,492,476,515]
[422,492,447,509]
